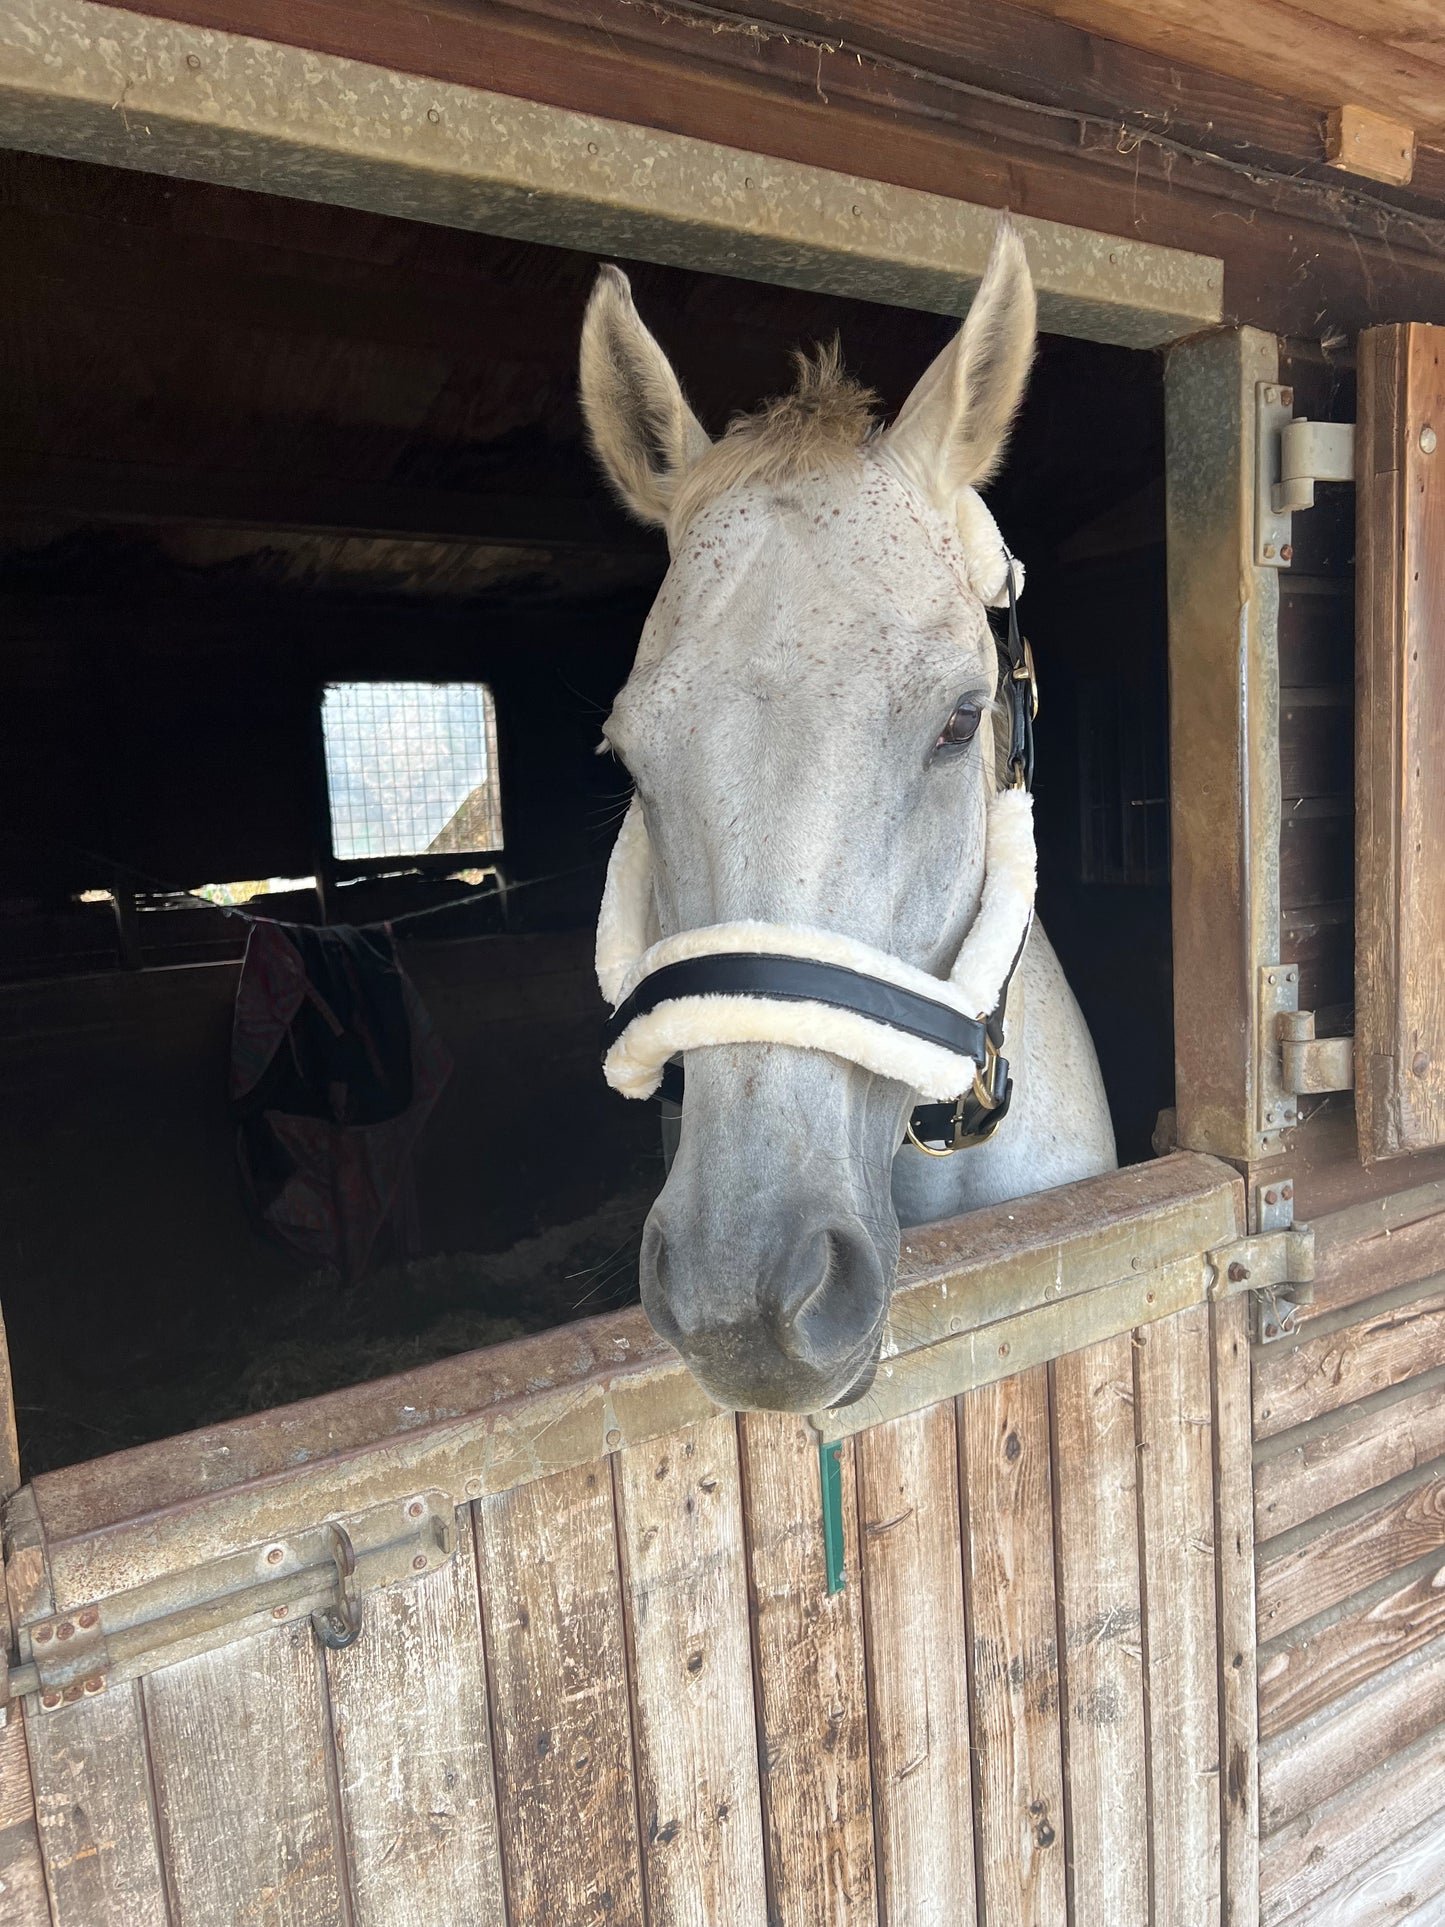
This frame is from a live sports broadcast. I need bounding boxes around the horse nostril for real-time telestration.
[771,1225,885,1369]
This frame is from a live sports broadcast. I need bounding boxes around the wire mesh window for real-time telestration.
[321,683,503,863]
[1078,670,1169,886]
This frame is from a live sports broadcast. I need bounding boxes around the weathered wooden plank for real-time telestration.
[144,1623,346,1927]
[855,1404,977,1927]
[613,1417,767,1927]
[959,1369,1067,1927]
[1259,1556,1445,1738]
[1259,1635,1445,1835]
[1296,1210,1445,1326]
[0,1813,50,1927]
[324,1511,506,1927]
[474,1462,645,1927]
[0,1723,30,1839]
[1254,1367,1445,1540]
[1260,1722,1445,1925]
[1253,1289,1445,1439]
[26,1685,168,1927]
[1294,1798,1445,1927]
[1211,1295,1261,1927]
[1357,321,1445,1160]
[1257,1463,1445,1639]
[739,1411,876,1927]
[1049,1335,1147,1927]
[1135,1303,1222,1926]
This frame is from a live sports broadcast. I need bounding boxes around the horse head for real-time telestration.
[582,222,1040,1412]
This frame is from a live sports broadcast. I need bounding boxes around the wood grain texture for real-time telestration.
[325,1512,506,1927]
[474,1462,645,1927]
[1258,1557,1445,1737]
[1295,1210,1445,1326]
[0,1814,50,1927]
[1257,1463,1445,1639]
[855,1405,977,1927]
[144,1623,346,1927]
[1260,1721,1445,1925]
[1048,1336,1147,1927]
[1252,1289,1445,1439]
[1211,1296,1261,1927]
[1134,1303,1222,1927]
[1259,1635,1445,1834]
[959,1369,1067,1927]
[738,1411,876,1927]
[1357,322,1445,1159]
[27,1686,168,1927]
[1294,1798,1445,1927]
[1254,1367,1445,1540]
[613,1417,768,1927]
[0,1725,28,1841]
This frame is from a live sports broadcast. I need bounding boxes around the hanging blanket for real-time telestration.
[230,922,452,1279]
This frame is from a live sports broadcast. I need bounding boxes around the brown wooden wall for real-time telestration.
[17,1297,1252,1927]
[1252,1184,1445,1925]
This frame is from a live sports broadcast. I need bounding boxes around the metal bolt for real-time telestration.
[1422,425,1438,454]
[412,1553,429,1572]
[407,1499,425,1519]
[1264,386,1279,404]
[55,1623,73,1642]
[265,1546,285,1566]
[272,1605,288,1620]
[1280,544,1294,561]
[40,1691,60,1710]
[1265,1189,1278,1206]
[586,140,598,154]
[1263,543,1277,559]
[1282,1184,1294,1200]
[185,52,201,68]
[63,1685,83,1703]
[427,107,441,125]
[1228,1262,1250,1283]
[1266,1108,1277,1124]
[33,1625,52,1645]
[1268,972,1277,985]
[851,203,862,217]
[77,1609,98,1630]
[605,1428,623,1449]
[1281,388,1294,406]
[82,1676,103,1696]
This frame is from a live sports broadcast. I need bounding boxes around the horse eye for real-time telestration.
[935,700,983,753]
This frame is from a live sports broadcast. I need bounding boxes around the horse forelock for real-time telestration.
[668,341,879,533]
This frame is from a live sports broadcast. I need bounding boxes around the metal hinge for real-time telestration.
[1258,965,1354,1149]
[5,1491,454,1712]
[1255,383,1356,567]
[1208,1173,1316,1342]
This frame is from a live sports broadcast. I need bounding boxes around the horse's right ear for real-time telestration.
[579,266,711,528]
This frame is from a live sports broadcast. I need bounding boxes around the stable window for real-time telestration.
[321,681,503,865]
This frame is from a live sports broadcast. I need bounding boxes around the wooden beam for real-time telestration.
[0,455,658,553]
[68,0,1445,339]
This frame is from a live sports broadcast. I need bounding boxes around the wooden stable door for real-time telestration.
[0,1156,1260,1927]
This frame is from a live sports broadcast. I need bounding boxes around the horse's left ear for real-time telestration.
[880,217,1036,501]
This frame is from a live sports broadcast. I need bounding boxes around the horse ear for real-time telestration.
[579,266,711,527]
[880,218,1036,500]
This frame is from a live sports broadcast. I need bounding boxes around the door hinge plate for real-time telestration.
[1254,384,1356,567]
[11,1490,455,1711]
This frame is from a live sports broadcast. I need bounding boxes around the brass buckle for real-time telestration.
[1012,637,1039,720]
[904,1038,1006,1158]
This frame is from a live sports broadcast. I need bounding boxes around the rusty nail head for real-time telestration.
[412,1553,428,1571]
[55,1623,73,1642]
[1281,544,1294,561]
[82,1676,103,1695]
[1228,1261,1250,1283]
[1146,1291,1155,1304]
[77,1608,98,1630]
[272,1606,288,1620]
[33,1625,52,1644]
[1282,1183,1294,1200]
[948,1314,963,1333]
[605,1428,623,1449]
[62,1685,83,1702]
[1265,1189,1279,1205]
[407,1499,425,1519]
[265,1546,284,1566]
[998,1341,1010,1357]
[40,1691,60,1709]
[185,51,200,67]
[1263,543,1277,559]
[1281,387,1294,405]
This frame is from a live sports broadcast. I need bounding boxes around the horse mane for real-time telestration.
[669,341,879,531]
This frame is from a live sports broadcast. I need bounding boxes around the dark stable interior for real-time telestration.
[0,151,1171,1475]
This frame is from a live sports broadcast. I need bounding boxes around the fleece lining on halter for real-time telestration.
[595,786,1036,1102]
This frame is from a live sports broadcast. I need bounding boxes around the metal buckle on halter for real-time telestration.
[1012,636,1039,720]
[904,1036,1009,1157]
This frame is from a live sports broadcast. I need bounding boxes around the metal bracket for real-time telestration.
[1254,383,1356,567]
[1279,1010,1354,1095]
[1258,964,1303,1147]
[10,1491,454,1710]
[1211,1179,1315,1342]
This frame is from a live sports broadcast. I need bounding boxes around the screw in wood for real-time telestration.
[412,1554,429,1572]
[33,1626,52,1645]
[406,1500,425,1519]
[40,1692,60,1710]
[55,1623,73,1642]
[265,1547,284,1566]
[82,1677,103,1696]
[77,1609,98,1630]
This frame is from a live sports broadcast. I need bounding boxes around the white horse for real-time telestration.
[581,222,1116,1413]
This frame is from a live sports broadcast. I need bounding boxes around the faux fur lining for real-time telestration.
[595,789,1036,1102]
